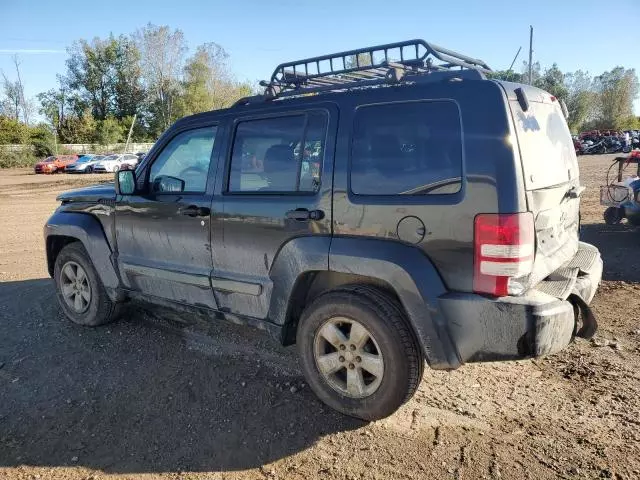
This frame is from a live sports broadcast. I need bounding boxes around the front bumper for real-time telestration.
[439,242,602,363]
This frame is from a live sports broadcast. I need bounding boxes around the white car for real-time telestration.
[93,154,139,173]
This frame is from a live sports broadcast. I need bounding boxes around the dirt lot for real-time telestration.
[1,156,639,480]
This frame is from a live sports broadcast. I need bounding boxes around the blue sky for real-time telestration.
[1,0,639,115]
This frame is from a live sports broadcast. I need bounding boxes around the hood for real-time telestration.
[56,183,116,203]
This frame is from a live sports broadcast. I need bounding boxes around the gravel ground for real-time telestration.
[1,156,639,480]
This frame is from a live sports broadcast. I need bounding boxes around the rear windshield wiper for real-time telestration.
[399,177,462,195]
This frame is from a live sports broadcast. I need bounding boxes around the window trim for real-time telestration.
[145,124,219,196]
[224,110,329,196]
[347,99,465,202]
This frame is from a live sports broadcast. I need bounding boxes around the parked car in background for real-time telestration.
[92,154,139,173]
[65,155,105,174]
[34,155,79,174]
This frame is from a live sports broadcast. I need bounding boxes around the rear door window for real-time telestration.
[228,112,327,193]
[511,99,577,190]
[350,101,463,196]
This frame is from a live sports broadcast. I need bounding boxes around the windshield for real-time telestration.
[77,156,92,162]
[102,155,119,161]
[511,99,578,190]
[42,156,55,162]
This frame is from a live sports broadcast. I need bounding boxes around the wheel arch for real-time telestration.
[271,236,462,370]
[45,211,122,301]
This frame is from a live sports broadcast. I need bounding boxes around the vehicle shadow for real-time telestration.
[580,222,640,282]
[0,279,363,474]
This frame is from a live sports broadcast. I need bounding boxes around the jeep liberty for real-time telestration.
[44,39,602,420]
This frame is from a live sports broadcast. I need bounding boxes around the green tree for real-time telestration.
[179,43,253,116]
[64,35,144,121]
[134,24,187,134]
[594,67,639,129]
[564,70,597,132]
[29,123,55,157]
[521,61,542,84]
[486,70,525,82]
[65,36,118,119]
[113,37,145,119]
[37,85,67,139]
[95,117,125,144]
[58,109,97,143]
[0,115,28,143]
[344,53,372,69]
[535,64,568,101]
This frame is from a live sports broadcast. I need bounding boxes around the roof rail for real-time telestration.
[260,39,491,100]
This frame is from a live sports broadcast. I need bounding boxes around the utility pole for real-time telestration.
[528,26,534,85]
[124,113,137,153]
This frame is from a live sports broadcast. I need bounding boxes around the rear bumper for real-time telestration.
[438,242,602,363]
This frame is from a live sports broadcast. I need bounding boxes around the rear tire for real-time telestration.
[53,242,120,326]
[604,207,623,225]
[297,285,423,421]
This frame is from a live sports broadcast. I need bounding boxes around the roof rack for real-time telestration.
[255,39,491,101]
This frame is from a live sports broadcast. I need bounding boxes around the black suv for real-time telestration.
[44,40,602,420]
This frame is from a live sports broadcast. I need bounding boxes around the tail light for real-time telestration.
[473,213,535,297]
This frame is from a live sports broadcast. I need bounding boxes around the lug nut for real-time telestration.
[339,344,346,351]
[348,363,355,369]
[356,356,362,363]
[339,356,345,362]
[349,344,356,351]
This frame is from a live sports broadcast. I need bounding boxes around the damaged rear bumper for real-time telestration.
[438,242,602,363]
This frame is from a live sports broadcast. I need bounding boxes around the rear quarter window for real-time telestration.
[350,100,463,196]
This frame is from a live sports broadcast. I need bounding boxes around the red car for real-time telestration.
[34,155,79,174]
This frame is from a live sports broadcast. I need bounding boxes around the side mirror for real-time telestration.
[152,175,185,193]
[115,169,136,195]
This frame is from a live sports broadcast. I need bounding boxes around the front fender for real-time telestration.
[44,211,121,297]
[329,237,461,370]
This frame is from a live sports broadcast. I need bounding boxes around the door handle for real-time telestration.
[180,205,211,217]
[285,208,324,221]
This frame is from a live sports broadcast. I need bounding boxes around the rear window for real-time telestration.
[511,99,577,190]
[350,101,462,196]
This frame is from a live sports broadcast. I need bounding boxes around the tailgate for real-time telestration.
[509,94,582,291]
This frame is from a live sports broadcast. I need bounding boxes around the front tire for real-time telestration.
[297,285,423,421]
[54,242,120,326]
